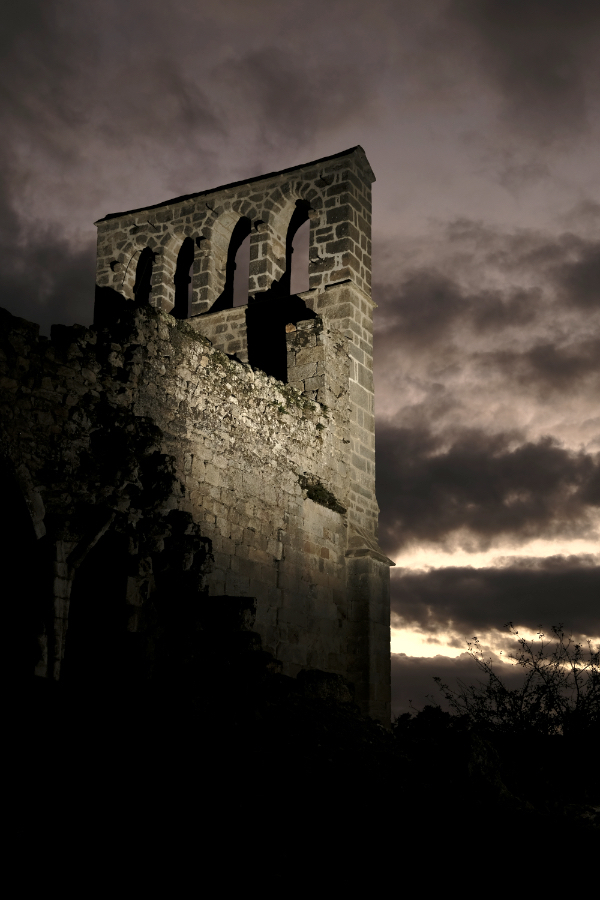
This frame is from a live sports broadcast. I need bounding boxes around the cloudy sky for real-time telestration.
[3,0,599,716]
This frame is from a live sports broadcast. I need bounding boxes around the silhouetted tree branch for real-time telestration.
[430,623,599,738]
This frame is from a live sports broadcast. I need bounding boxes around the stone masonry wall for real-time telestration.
[2,148,392,723]
[194,307,249,361]
[1,301,390,720]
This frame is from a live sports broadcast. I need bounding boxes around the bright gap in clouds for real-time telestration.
[391,537,600,658]
[391,628,470,659]
[391,620,600,661]
[391,537,600,572]
[391,623,526,660]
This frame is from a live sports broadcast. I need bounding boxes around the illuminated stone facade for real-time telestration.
[1,147,393,722]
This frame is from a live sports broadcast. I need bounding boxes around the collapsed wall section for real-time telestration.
[1,303,391,721]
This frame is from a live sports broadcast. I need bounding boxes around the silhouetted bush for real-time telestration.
[430,622,600,739]
[392,623,600,827]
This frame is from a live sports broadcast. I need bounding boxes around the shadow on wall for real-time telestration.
[95,244,159,326]
[173,237,195,320]
[246,294,316,383]
[94,285,129,328]
[133,248,155,307]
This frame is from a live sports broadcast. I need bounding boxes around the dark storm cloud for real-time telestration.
[0,0,377,182]
[0,2,223,162]
[374,220,600,403]
[0,0,383,331]
[374,271,464,345]
[0,2,227,332]
[495,155,551,194]
[390,556,600,639]
[374,269,539,348]
[560,199,600,230]
[1,2,100,157]
[376,423,600,553]
[484,338,600,394]
[457,224,600,322]
[0,161,96,333]
[555,240,600,310]
[391,553,600,716]
[445,0,600,142]
[215,47,374,150]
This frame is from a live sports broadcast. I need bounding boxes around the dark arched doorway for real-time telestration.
[62,529,130,695]
[0,463,50,683]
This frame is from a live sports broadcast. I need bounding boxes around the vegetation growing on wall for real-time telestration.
[298,473,346,514]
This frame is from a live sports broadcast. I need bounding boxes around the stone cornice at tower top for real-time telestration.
[94,146,375,224]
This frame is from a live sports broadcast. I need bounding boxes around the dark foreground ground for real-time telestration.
[11,604,599,879]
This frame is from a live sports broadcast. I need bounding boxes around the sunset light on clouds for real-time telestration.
[2,0,599,718]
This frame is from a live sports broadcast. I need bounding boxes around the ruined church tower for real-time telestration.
[95,146,393,721]
[1,147,393,723]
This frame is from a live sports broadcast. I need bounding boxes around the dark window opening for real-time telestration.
[62,530,130,694]
[210,217,252,313]
[233,232,251,307]
[173,237,195,320]
[133,247,155,306]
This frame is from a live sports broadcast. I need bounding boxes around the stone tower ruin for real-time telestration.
[1,146,393,723]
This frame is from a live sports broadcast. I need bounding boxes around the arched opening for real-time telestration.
[279,200,311,297]
[62,529,130,694]
[133,247,155,306]
[290,217,310,295]
[210,216,252,312]
[173,237,195,319]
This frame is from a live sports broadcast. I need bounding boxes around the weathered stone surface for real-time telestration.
[2,148,393,724]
